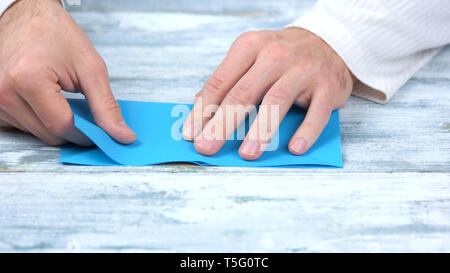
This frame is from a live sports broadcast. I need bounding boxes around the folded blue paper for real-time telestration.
[60,99,342,168]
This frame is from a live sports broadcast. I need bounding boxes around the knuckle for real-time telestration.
[317,87,333,101]
[294,61,315,74]
[264,90,289,106]
[228,84,251,105]
[236,30,259,42]
[288,63,315,81]
[325,72,349,93]
[262,42,290,62]
[310,100,332,116]
[103,96,121,113]
[257,30,277,40]
[46,112,74,137]
[203,74,226,96]
[234,31,261,51]
[92,58,108,75]
[7,56,42,87]
[84,55,108,76]
[312,73,330,85]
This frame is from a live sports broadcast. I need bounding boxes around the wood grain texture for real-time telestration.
[1,172,449,252]
[0,0,449,252]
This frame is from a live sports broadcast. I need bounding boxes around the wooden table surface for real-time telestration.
[0,0,449,252]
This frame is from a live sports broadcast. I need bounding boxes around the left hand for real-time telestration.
[182,27,354,160]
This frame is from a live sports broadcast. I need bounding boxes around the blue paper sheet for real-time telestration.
[60,99,342,167]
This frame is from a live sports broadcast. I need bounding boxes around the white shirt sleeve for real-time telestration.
[0,0,16,17]
[288,0,450,103]
[0,0,65,17]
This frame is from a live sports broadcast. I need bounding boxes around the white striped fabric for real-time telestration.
[288,0,450,103]
[0,0,16,17]
[0,0,65,17]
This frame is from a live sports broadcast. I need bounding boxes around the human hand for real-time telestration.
[0,0,136,146]
[182,27,354,160]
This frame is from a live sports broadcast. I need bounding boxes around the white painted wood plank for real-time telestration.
[0,0,449,252]
[0,172,449,252]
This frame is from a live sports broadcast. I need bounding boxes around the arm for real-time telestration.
[289,0,450,103]
[182,0,450,160]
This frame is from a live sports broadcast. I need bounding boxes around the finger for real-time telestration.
[16,76,93,146]
[194,57,284,156]
[182,31,267,141]
[0,108,29,132]
[288,90,332,155]
[76,55,136,144]
[1,90,66,146]
[239,72,304,160]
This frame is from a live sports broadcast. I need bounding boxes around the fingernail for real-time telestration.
[196,135,215,152]
[291,138,307,155]
[118,121,136,137]
[241,140,260,156]
[183,121,201,139]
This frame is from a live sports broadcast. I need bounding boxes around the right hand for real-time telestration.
[0,0,136,146]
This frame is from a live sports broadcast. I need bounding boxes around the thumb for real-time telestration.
[77,57,136,144]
